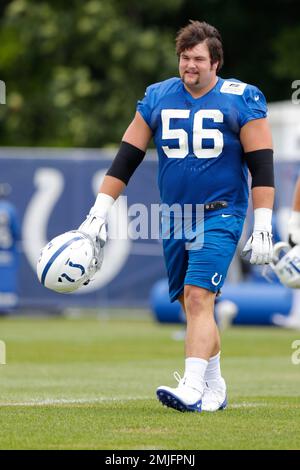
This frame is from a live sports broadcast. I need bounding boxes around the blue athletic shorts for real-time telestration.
[162,214,245,302]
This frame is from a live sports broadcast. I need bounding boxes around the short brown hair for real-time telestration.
[176,20,224,72]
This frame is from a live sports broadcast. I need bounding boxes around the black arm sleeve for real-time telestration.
[244,148,275,188]
[106,141,146,185]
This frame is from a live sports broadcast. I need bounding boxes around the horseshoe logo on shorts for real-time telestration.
[212,272,223,286]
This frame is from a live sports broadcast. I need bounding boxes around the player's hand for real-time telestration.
[242,230,273,264]
[288,211,300,248]
[78,193,115,248]
[78,213,107,247]
[241,208,273,265]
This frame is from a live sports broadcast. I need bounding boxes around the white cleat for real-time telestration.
[156,372,204,413]
[201,378,227,412]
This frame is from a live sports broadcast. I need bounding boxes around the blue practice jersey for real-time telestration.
[137,77,268,218]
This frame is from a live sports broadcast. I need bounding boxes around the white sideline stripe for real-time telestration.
[0,399,282,409]
[0,397,152,407]
[230,402,269,409]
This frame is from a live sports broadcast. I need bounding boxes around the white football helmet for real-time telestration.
[36,231,103,293]
[270,241,300,288]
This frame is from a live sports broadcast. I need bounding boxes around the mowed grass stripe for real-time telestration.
[0,316,300,449]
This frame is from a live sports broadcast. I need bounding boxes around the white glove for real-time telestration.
[242,208,273,264]
[288,211,300,247]
[78,193,115,247]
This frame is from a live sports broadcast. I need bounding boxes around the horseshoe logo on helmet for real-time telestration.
[23,167,131,293]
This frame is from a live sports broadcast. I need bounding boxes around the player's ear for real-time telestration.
[211,61,218,72]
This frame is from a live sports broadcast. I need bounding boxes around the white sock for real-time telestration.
[184,357,208,389]
[204,352,222,383]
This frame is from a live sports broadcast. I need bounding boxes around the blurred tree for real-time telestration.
[175,0,299,101]
[272,25,300,79]
[0,0,181,146]
[0,0,298,147]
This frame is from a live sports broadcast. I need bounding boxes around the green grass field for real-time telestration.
[0,313,300,450]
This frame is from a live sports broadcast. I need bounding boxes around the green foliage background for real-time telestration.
[0,0,299,147]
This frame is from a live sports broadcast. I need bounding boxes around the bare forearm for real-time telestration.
[99,175,126,200]
[252,186,274,210]
[96,111,151,202]
[292,178,300,212]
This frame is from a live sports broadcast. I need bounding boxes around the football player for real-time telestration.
[79,21,275,412]
[272,176,300,329]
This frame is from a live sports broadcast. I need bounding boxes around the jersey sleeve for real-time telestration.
[238,85,268,127]
[136,84,156,130]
